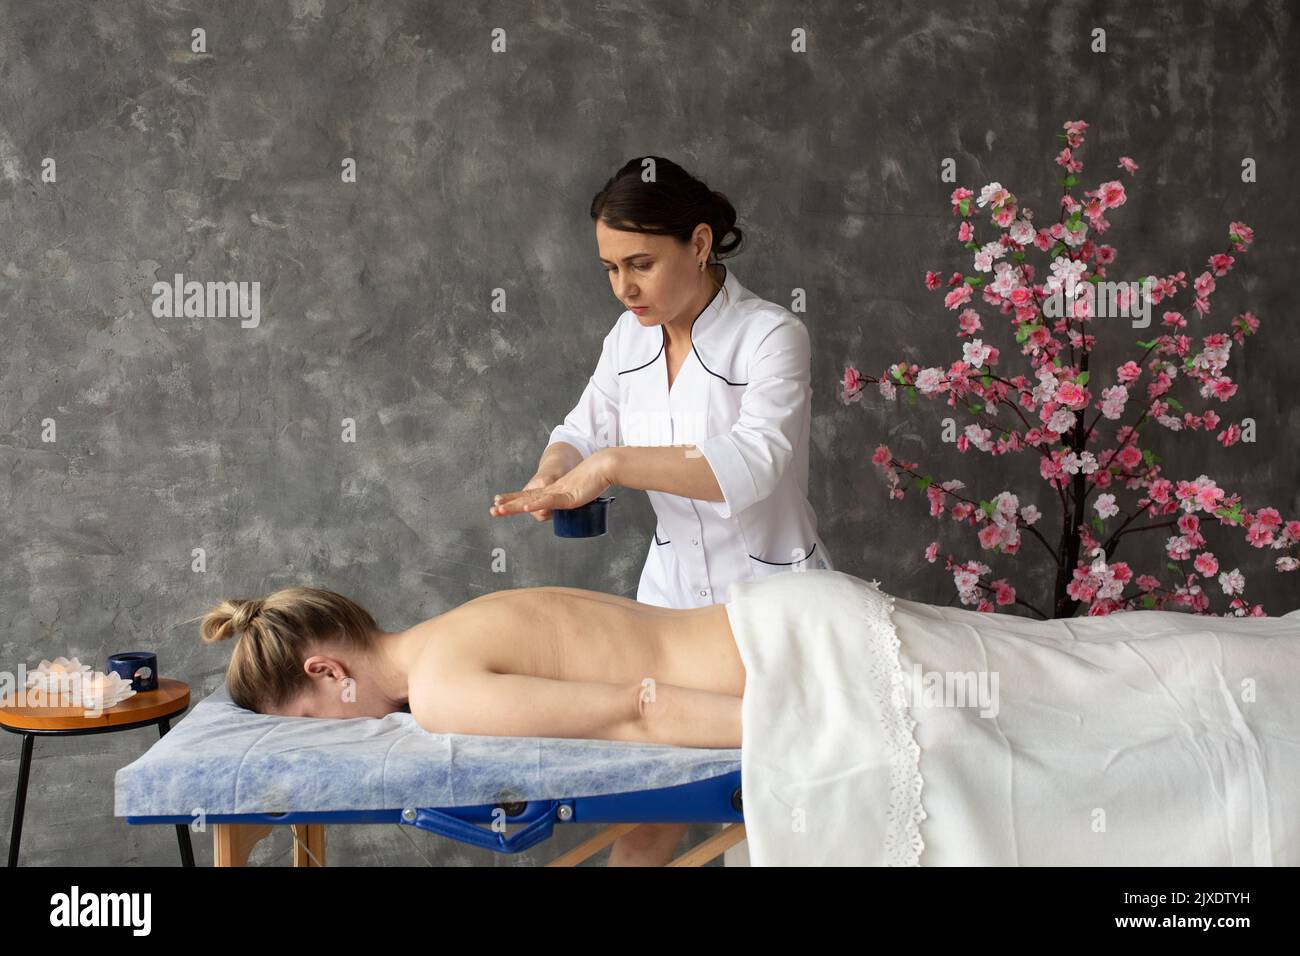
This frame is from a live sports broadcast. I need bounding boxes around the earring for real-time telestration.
[699,260,706,271]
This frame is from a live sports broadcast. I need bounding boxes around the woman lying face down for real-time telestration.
[198,584,745,749]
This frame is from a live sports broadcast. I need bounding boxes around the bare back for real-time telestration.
[410,587,745,698]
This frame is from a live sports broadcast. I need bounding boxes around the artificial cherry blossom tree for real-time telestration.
[842,119,1298,618]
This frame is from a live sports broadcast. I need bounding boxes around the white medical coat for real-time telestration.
[548,264,833,609]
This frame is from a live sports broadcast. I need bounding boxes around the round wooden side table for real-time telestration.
[0,676,193,866]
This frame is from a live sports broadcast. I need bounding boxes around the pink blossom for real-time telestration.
[1246,524,1275,547]
[1096,180,1127,209]
[977,182,1010,208]
[964,424,994,452]
[1251,507,1283,532]
[1117,156,1139,174]
[842,367,864,402]
[1055,381,1090,409]
[1116,445,1143,470]
[1219,568,1245,595]
[1095,493,1119,519]
[925,541,940,563]
[1209,378,1238,401]
[926,485,947,517]
[944,284,974,310]
[1116,360,1141,384]
[915,367,946,394]
[1207,253,1235,276]
[1194,552,1219,577]
[1182,477,1225,513]
[992,579,1016,605]
[872,444,892,467]
[1165,535,1194,561]
[962,338,993,366]
[1228,221,1254,249]
[1099,384,1128,419]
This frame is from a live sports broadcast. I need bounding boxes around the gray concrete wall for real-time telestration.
[1,1,1296,865]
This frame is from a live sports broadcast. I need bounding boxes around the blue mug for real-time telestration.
[553,496,616,538]
[107,651,158,692]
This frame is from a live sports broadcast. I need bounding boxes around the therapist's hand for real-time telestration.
[493,470,564,523]
[491,449,617,519]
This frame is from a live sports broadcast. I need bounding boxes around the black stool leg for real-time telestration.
[157,718,195,867]
[8,733,34,867]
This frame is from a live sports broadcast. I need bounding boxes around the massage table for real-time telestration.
[118,569,1300,866]
[115,684,746,866]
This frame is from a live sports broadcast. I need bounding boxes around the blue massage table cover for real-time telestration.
[114,684,742,816]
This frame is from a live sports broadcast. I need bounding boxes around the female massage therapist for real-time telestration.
[490,156,832,866]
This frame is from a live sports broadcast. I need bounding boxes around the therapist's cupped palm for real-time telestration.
[491,453,612,519]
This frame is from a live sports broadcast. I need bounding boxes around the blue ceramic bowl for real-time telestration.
[553,496,616,538]
[107,651,158,692]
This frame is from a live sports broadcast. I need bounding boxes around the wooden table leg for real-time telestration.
[290,824,327,867]
[213,823,273,867]
[667,823,747,867]
[546,823,641,866]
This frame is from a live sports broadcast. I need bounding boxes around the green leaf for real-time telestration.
[1064,175,1079,187]
[964,275,984,286]
[1077,371,1090,386]
[905,386,917,405]
[981,374,993,387]
[1166,396,1183,412]
[959,198,971,217]
[1215,504,1243,522]
[891,366,906,382]
[969,403,983,414]
[1091,515,1104,533]
[917,475,934,491]
[1166,561,1182,573]
[979,500,995,517]
[1142,594,1156,608]
[1135,339,1157,349]
[1013,251,1026,262]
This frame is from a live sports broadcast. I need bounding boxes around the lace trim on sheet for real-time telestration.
[864,578,928,866]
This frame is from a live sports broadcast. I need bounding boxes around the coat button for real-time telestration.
[699,589,709,597]
[691,537,699,547]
